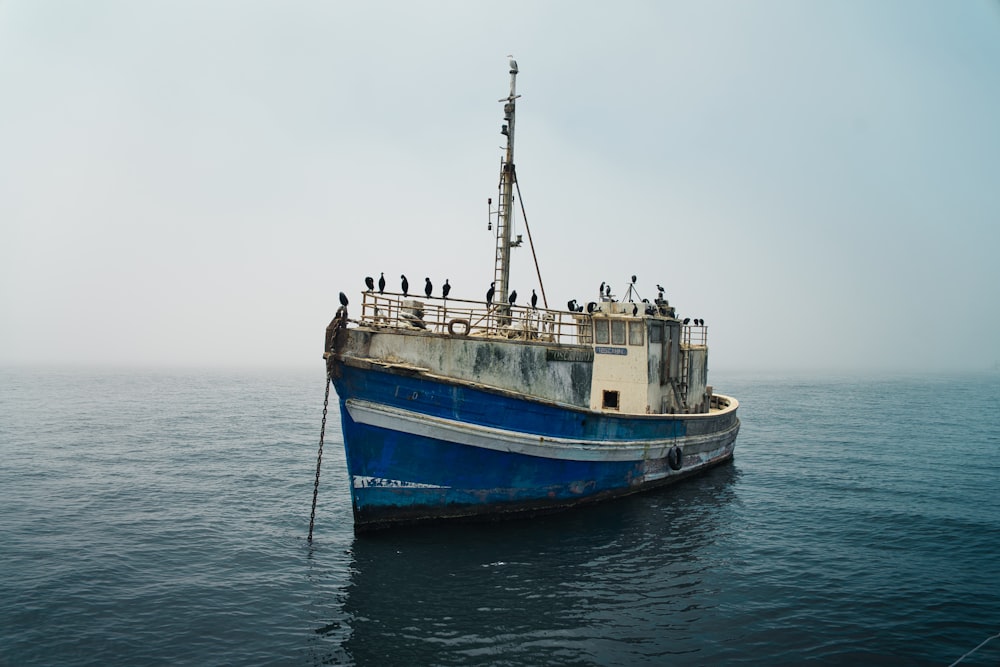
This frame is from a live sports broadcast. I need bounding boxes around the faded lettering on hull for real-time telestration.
[546,347,594,362]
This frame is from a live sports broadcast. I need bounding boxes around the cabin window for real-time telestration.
[611,320,626,345]
[594,319,610,345]
[650,322,663,343]
[602,390,620,410]
[629,322,644,346]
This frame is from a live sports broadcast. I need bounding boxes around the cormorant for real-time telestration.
[657,284,664,292]
[599,281,605,295]
[587,301,597,314]
[442,279,451,299]
[486,282,495,305]
[631,274,637,284]
[531,289,538,308]
[378,273,386,294]
[339,292,349,307]
[632,303,638,316]
[424,277,433,298]
[400,275,409,296]
[567,299,577,312]
[683,318,690,325]
[365,276,375,291]
[508,290,517,306]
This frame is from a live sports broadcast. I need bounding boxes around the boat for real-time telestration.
[323,60,740,531]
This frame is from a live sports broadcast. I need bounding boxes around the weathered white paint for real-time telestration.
[338,314,714,417]
[588,316,650,413]
[340,327,593,407]
[685,346,709,410]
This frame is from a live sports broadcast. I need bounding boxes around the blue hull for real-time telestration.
[331,363,739,530]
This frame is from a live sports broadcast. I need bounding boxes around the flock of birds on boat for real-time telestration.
[338,271,706,326]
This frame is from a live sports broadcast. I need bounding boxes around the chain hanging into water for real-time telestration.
[307,372,332,543]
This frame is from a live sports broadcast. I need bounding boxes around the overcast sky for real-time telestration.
[2,1,998,374]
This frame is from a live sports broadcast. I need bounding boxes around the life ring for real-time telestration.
[447,318,471,336]
[667,445,683,471]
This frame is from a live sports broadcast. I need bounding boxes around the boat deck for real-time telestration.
[355,291,590,345]
[349,291,707,347]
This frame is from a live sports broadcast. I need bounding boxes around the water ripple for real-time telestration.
[2,369,999,665]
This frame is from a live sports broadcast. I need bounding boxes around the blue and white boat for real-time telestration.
[324,61,740,531]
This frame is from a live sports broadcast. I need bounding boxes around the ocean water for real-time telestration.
[1,367,998,666]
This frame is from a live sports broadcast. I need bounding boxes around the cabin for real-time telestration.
[328,291,715,416]
[579,301,710,415]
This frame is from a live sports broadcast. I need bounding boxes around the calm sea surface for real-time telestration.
[1,367,998,666]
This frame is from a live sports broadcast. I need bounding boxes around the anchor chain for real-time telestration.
[307,371,332,543]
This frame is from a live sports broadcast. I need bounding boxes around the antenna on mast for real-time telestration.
[493,57,521,307]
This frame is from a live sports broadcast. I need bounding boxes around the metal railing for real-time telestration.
[681,325,708,347]
[352,291,708,349]
[355,291,593,346]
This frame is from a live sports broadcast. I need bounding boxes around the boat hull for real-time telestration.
[330,362,739,531]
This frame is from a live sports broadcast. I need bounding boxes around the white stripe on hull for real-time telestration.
[345,399,739,462]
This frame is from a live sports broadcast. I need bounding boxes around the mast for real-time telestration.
[494,59,520,306]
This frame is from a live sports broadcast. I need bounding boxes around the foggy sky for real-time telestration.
[2,1,999,374]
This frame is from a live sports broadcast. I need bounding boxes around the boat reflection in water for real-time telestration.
[320,464,739,665]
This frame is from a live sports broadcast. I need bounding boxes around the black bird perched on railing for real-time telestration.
[587,301,597,314]
[442,279,451,299]
[365,276,375,292]
[683,317,690,325]
[632,303,638,316]
[424,277,433,298]
[401,275,409,297]
[339,292,349,307]
[567,299,577,312]
[486,282,495,305]
[378,273,386,294]
[509,290,517,306]
[531,289,538,308]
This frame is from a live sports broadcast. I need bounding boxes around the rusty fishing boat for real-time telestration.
[323,61,740,531]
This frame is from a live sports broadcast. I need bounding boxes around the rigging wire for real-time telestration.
[948,630,1000,666]
[513,171,547,309]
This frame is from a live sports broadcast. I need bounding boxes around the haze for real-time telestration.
[2,1,999,374]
